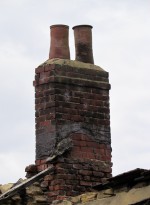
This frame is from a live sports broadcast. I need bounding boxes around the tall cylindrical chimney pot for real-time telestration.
[73,25,94,64]
[49,24,70,59]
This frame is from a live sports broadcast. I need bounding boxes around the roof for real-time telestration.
[1,168,150,205]
[93,168,150,191]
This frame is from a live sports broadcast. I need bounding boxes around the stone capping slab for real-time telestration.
[35,59,109,78]
[36,63,109,78]
[38,58,105,71]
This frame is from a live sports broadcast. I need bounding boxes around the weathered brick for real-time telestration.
[44,175,54,181]
[34,60,112,202]
[84,152,95,159]
[65,180,79,185]
[79,170,93,176]
[80,181,93,186]
[50,179,65,186]
[93,171,105,177]
[73,164,83,170]
[37,164,48,171]
[73,140,87,147]
[70,115,84,122]
[70,151,83,158]
[45,113,55,120]
[81,147,93,153]
[35,66,44,73]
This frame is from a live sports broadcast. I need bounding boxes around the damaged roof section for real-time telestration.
[0,165,54,203]
[51,168,150,205]
[93,168,150,191]
[0,168,150,205]
[93,168,150,190]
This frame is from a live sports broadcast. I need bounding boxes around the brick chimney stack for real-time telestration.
[33,24,112,203]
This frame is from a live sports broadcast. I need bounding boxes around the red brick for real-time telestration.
[95,154,101,160]
[105,150,111,157]
[106,173,112,178]
[38,77,49,84]
[71,134,82,141]
[81,147,93,153]
[56,167,66,174]
[104,102,110,107]
[44,175,54,181]
[56,174,70,180]
[79,170,93,176]
[65,180,78,185]
[71,146,81,152]
[49,185,54,191]
[83,176,91,181]
[73,164,83,170]
[35,91,44,98]
[105,156,111,161]
[99,144,107,149]
[71,115,84,122]
[86,141,100,148]
[71,151,83,158]
[80,181,93,186]
[44,89,55,96]
[76,141,87,147]
[54,185,72,191]
[36,115,46,123]
[70,97,81,103]
[100,149,105,155]
[58,163,73,170]
[35,159,41,165]
[39,120,51,127]
[72,133,92,141]
[50,179,65,186]
[37,164,48,171]
[35,66,44,73]
[93,148,100,154]
[67,108,78,115]
[96,119,110,126]
[80,134,92,141]
[35,103,45,110]
[81,152,87,158]
[62,114,71,120]
[40,159,46,164]
[46,113,55,120]
[93,171,104,177]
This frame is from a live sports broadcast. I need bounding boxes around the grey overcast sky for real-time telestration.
[0,0,150,184]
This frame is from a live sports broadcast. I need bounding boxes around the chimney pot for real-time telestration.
[73,24,94,64]
[49,24,70,59]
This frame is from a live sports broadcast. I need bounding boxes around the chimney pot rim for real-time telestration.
[72,24,93,30]
[50,24,69,29]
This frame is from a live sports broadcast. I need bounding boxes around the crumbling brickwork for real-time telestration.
[33,59,112,202]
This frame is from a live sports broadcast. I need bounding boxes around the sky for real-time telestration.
[0,0,150,184]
